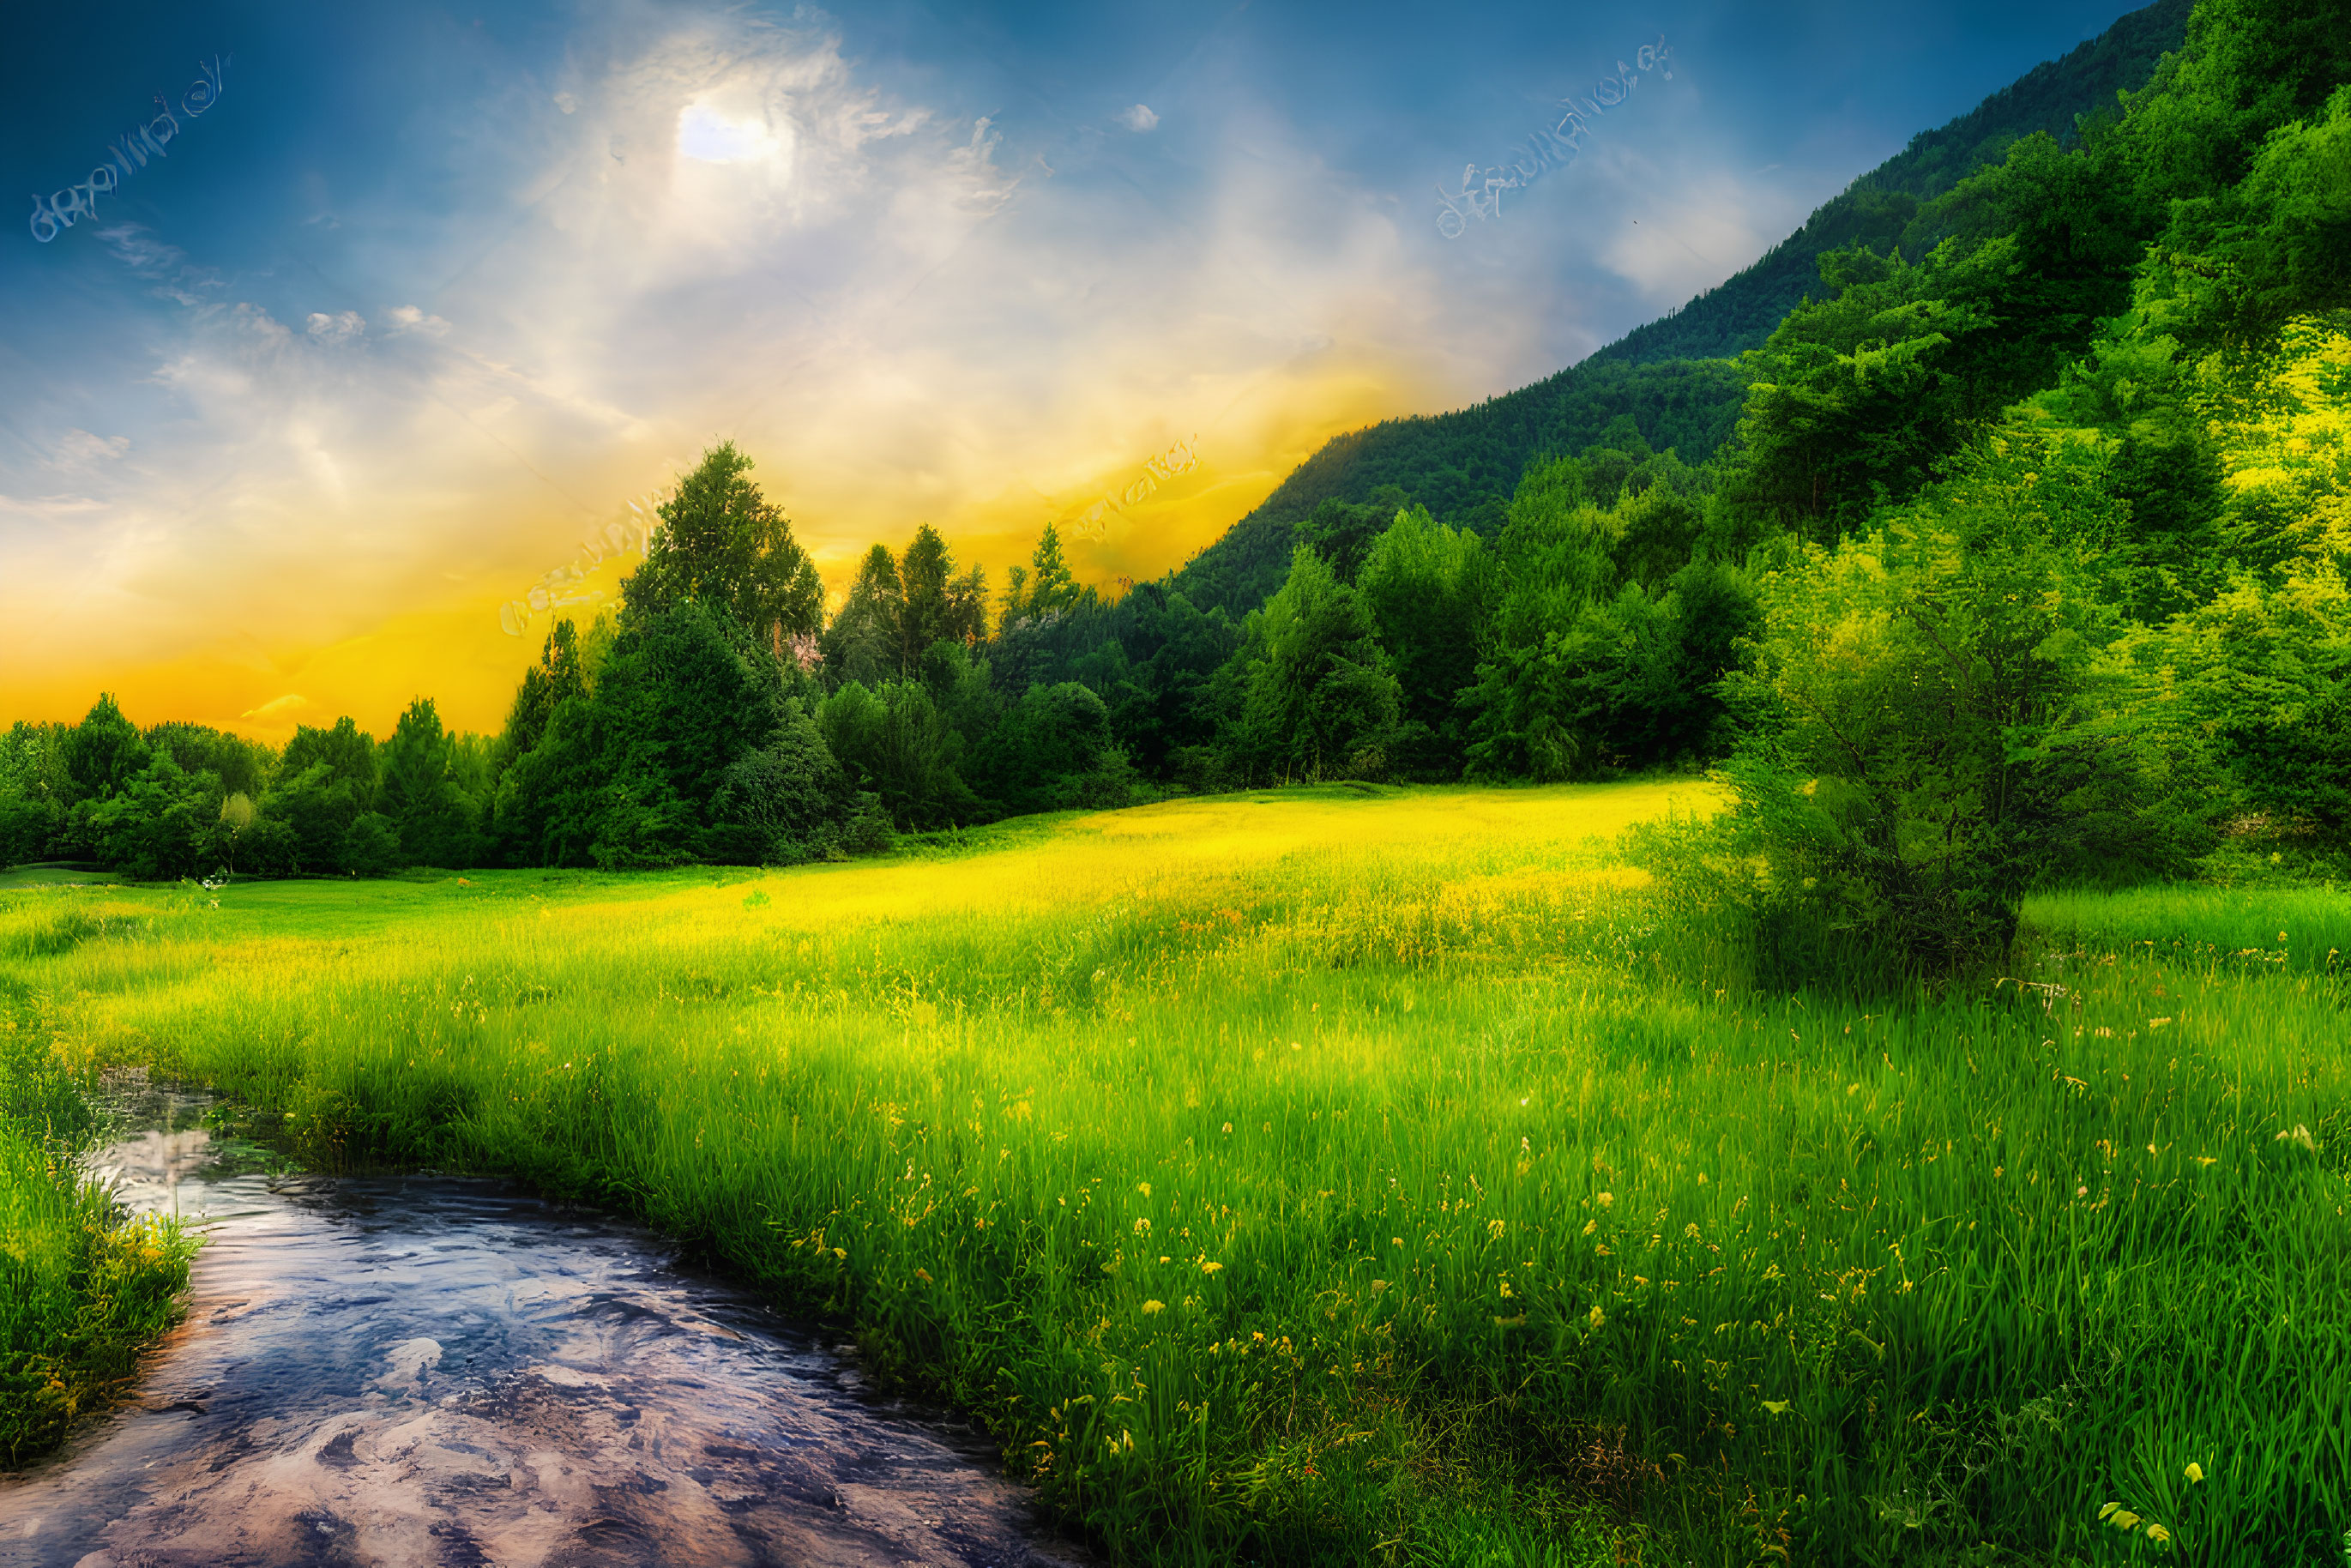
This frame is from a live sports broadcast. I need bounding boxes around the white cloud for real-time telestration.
[241,693,310,720]
[50,430,131,471]
[1119,104,1159,133]
[382,305,451,337]
[305,311,368,346]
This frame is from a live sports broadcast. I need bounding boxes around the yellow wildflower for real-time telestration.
[2185,1462,2203,1483]
[1141,1300,1165,1315]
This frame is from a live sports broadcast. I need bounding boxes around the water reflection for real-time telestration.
[0,1083,1088,1568]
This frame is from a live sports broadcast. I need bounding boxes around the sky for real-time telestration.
[1,0,2154,740]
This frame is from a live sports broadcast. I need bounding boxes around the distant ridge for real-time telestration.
[1586,0,2192,366]
[1166,0,2191,620]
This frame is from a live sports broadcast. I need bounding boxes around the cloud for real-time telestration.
[1118,104,1159,133]
[305,311,368,346]
[381,305,452,337]
[96,224,226,307]
[240,694,310,720]
[49,430,131,471]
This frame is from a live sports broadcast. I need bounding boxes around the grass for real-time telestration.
[0,781,2345,1565]
[0,999,196,1466]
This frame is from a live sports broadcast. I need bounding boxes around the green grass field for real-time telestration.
[3,781,2346,1565]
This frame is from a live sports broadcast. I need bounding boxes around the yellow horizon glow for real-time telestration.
[4,360,1426,745]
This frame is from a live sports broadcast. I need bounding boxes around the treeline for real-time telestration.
[6,0,2347,991]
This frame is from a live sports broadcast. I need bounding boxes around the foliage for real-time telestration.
[1710,427,2207,979]
[817,679,983,831]
[380,698,480,869]
[1356,505,1493,779]
[624,441,823,660]
[0,1018,196,1467]
[1215,547,1402,784]
[1590,0,2190,368]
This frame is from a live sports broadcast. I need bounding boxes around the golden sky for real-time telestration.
[3,3,1900,744]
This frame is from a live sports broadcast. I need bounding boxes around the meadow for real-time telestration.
[2,781,2346,1566]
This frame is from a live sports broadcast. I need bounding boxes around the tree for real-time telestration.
[1003,522,1081,624]
[822,545,905,687]
[62,695,148,803]
[380,697,477,867]
[83,749,223,880]
[898,524,987,668]
[280,717,381,813]
[1712,425,2203,981]
[966,682,1119,816]
[1357,506,1493,778]
[817,679,981,829]
[506,619,588,758]
[1220,547,1402,783]
[625,442,823,660]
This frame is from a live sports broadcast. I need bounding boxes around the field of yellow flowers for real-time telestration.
[5,781,2346,1565]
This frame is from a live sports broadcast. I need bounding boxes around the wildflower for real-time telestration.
[1221,1123,1232,1134]
[2146,1523,2171,1545]
[913,1269,932,1284]
[1587,1305,1606,1330]
[1134,1218,1151,1233]
[1582,1219,1598,1236]
[1137,1182,1151,1197]
[1142,1300,1165,1315]
[1487,1219,1506,1239]
[1392,1237,1403,1247]
[2098,1503,2120,1522]
[2194,1155,2217,1167]
[1201,1260,1222,1275]
[1596,1191,1613,1209]
[1370,1279,1388,1294]
[2077,1185,2089,1198]
[2111,1510,2141,1531]
[1762,1400,1789,1415]
[2185,1462,2203,1484]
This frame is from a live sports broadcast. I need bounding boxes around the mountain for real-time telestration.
[1166,0,2192,620]
[1589,0,2192,366]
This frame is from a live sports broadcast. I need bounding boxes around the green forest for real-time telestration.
[5,0,2348,987]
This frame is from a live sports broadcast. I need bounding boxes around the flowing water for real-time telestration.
[1,1083,1090,1568]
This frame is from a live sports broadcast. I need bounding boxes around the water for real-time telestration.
[0,1084,1090,1568]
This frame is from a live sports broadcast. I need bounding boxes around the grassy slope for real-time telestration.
[6,787,2348,1564]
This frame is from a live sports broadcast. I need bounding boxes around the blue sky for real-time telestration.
[0,0,2154,733]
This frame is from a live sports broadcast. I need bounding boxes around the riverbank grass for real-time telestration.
[3,781,2345,1563]
[0,1019,196,1467]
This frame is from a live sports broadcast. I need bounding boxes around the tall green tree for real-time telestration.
[62,695,148,804]
[625,442,823,660]
[898,524,988,669]
[380,697,478,867]
[1217,546,1402,783]
[1357,505,1493,778]
[506,619,589,759]
[1002,522,1081,624]
[822,546,906,688]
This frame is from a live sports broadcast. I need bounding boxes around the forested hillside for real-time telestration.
[1166,0,2193,616]
[1590,0,2192,366]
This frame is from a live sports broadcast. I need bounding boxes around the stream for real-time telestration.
[0,1083,1091,1568]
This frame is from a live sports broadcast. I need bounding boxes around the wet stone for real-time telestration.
[0,1087,1089,1568]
